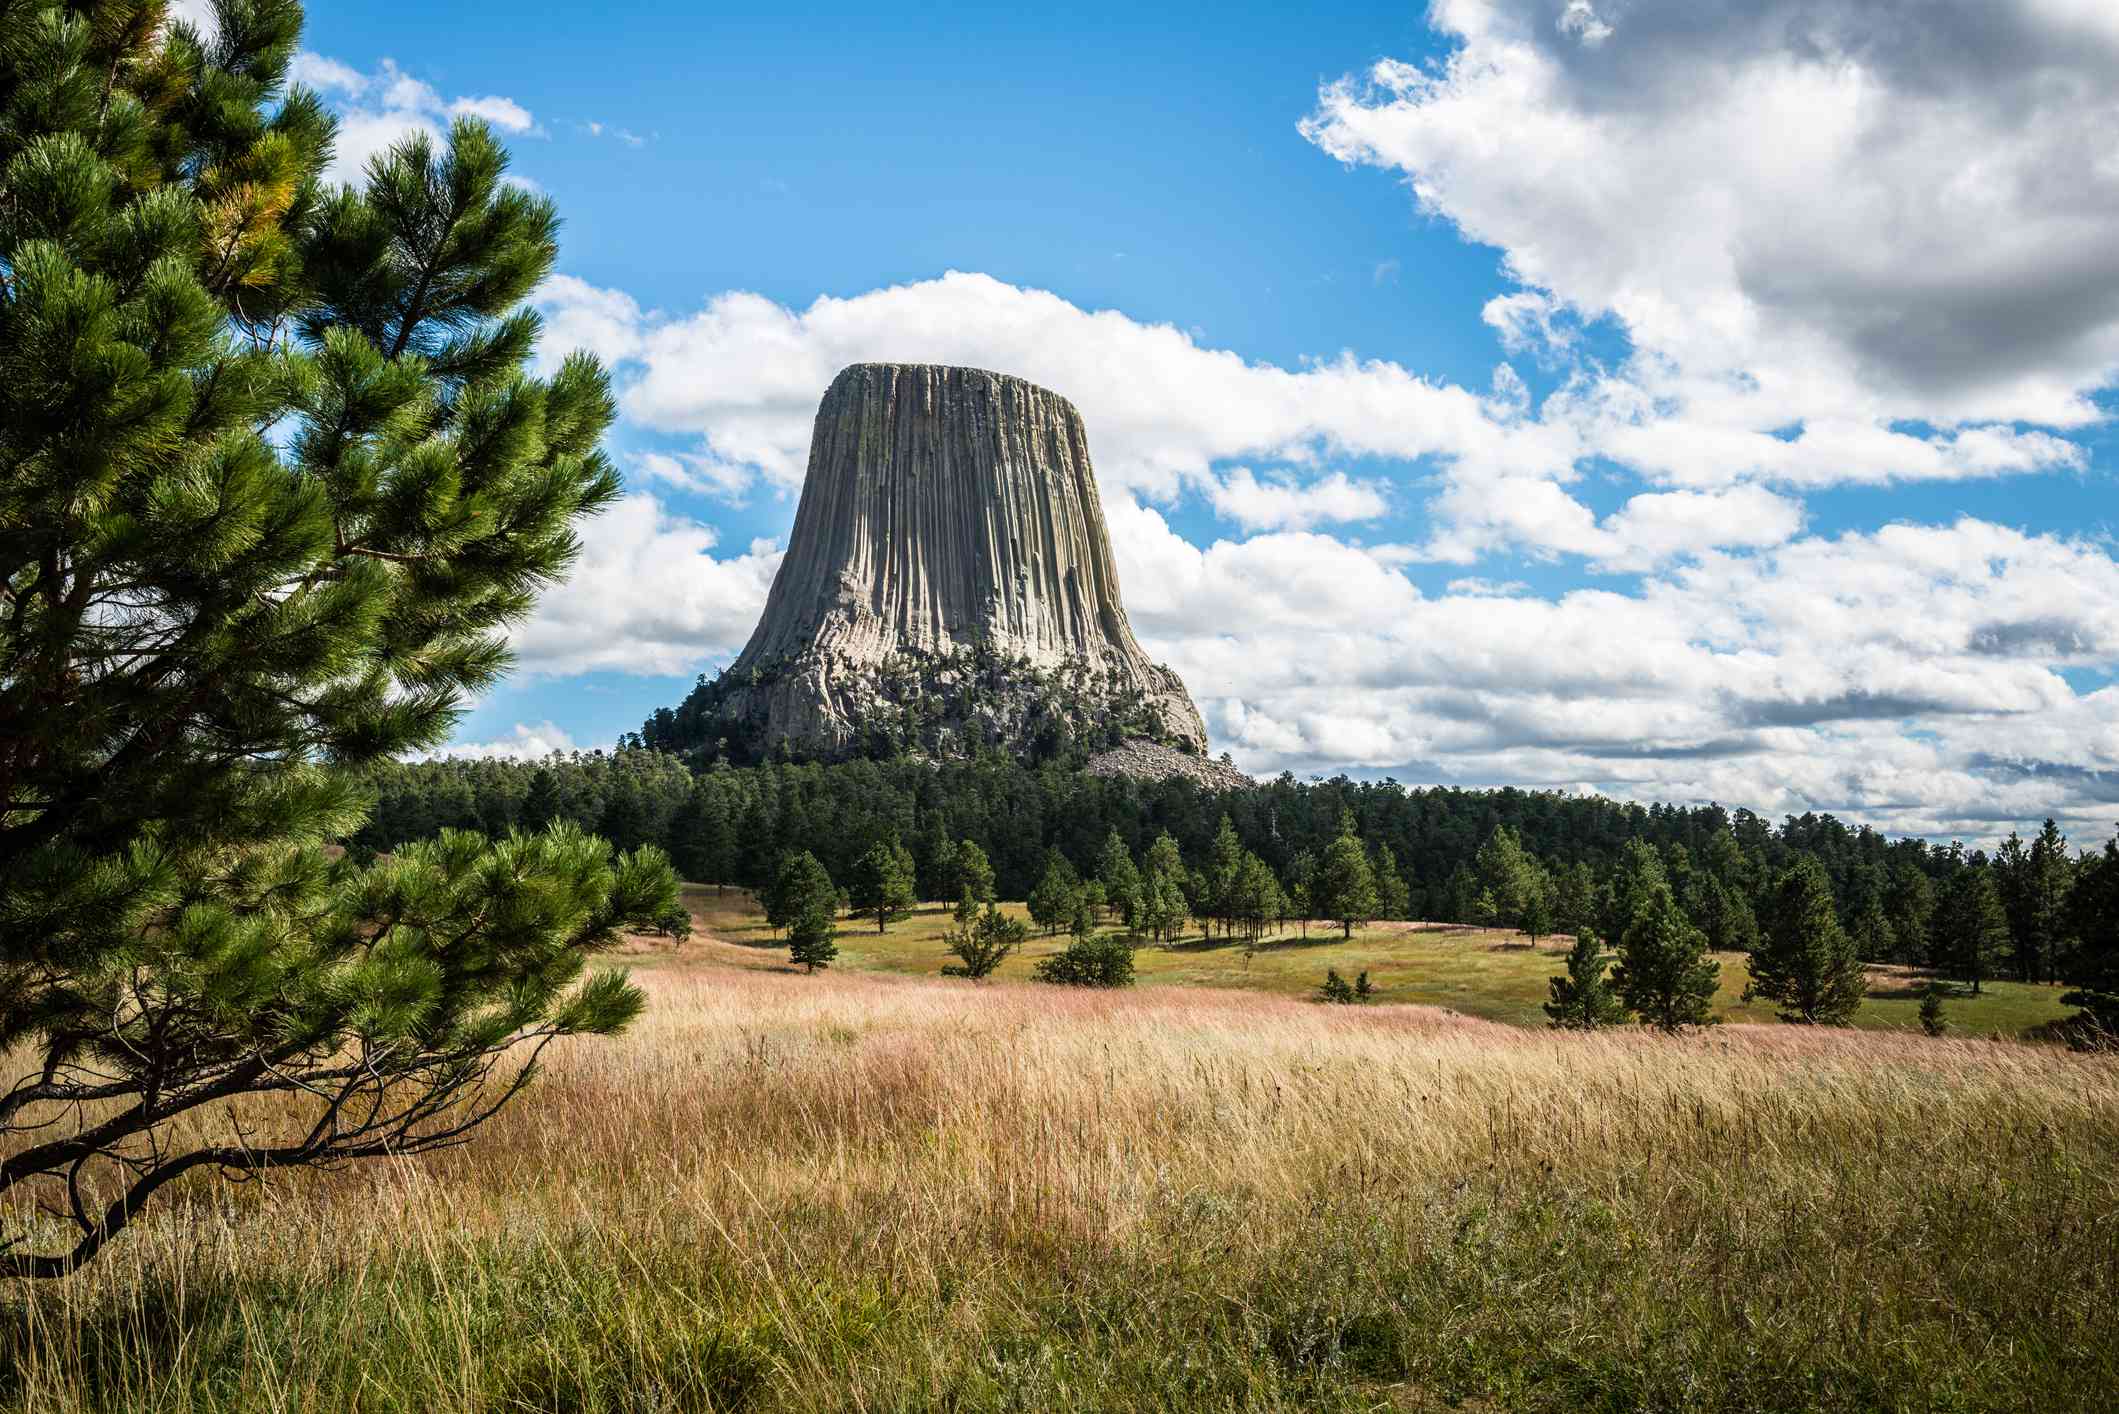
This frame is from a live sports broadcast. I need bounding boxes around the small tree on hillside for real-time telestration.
[766,851,837,936]
[1520,889,1556,950]
[954,885,981,927]
[1613,885,1720,1032]
[955,839,997,904]
[1035,935,1136,987]
[1028,859,1081,935]
[943,905,1026,980]
[789,902,838,973]
[851,837,918,933]
[1546,932,1630,1030]
[1317,968,1374,1004]
[1317,820,1378,939]
[1748,859,1865,1024]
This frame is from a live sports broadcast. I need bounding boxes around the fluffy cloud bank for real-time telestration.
[1303,0,2119,449]
[532,269,1877,568]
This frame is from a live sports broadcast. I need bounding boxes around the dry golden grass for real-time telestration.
[7,953,2118,1411]
[4,924,2119,1407]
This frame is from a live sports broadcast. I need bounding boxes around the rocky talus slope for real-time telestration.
[646,363,1210,764]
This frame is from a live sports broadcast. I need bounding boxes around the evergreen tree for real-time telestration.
[2024,820,2076,984]
[1519,889,1555,950]
[1028,859,1079,934]
[1284,848,1318,939]
[1695,873,1761,954]
[1204,815,1245,937]
[1098,829,1141,911]
[942,904,1025,980]
[1919,983,1949,1037]
[765,850,836,936]
[1553,860,1599,936]
[1613,884,1720,1032]
[1317,818,1378,939]
[1070,897,1097,940]
[1598,840,1668,947]
[1227,851,1282,942]
[850,837,918,933]
[1034,935,1135,987]
[788,903,838,973]
[954,838,997,904]
[1144,830,1185,884]
[677,780,735,888]
[1748,859,1865,1024]
[521,767,564,832]
[1474,825,1536,926]
[2061,837,2119,1039]
[1371,842,1411,922]
[1546,932,1630,1030]
[0,3,671,1277]
[1883,861,1936,965]
[1849,897,1898,963]
[596,780,650,855]
[954,885,980,927]
[1932,859,2009,995]
[1141,869,1190,943]
[918,827,958,904]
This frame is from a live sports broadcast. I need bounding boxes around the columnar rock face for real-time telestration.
[664,363,1208,763]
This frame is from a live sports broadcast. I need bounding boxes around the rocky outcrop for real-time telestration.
[1085,739,1253,793]
[646,364,1209,765]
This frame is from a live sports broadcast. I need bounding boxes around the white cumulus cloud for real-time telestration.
[290,54,544,184]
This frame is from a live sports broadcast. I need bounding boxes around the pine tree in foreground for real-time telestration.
[1747,859,1866,1025]
[0,0,674,1278]
[1546,932,1630,1030]
[1919,984,1949,1038]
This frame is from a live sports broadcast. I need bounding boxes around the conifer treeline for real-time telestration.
[351,749,2119,1022]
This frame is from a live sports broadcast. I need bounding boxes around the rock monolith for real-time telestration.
[645,363,1210,764]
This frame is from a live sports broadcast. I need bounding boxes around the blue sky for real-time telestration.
[268,0,2119,842]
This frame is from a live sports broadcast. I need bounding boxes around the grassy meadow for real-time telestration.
[6,888,2114,1412]
[667,888,2075,1038]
